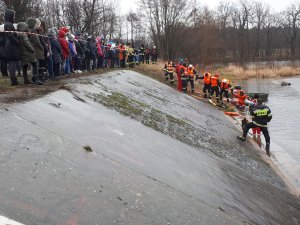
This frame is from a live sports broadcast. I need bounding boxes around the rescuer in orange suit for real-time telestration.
[234,90,248,107]
[176,60,183,91]
[186,64,197,93]
[164,60,175,83]
[210,73,220,102]
[197,72,211,98]
[220,78,231,102]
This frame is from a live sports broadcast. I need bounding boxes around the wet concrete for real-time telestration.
[241,76,300,191]
[0,71,300,225]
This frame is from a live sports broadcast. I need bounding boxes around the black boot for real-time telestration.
[266,143,270,156]
[23,71,32,84]
[33,76,44,85]
[39,74,46,82]
[237,136,246,141]
[10,77,19,86]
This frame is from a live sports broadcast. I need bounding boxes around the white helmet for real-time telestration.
[223,79,228,83]
[153,46,156,49]
[189,64,193,68]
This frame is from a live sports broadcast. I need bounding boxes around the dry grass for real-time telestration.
[0,76,12,90]
[134,62,166,82]
[219,65,300,84]
[135,62,300,85]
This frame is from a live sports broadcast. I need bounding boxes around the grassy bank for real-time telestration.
[134,62,300,87]
[219,65,300,83]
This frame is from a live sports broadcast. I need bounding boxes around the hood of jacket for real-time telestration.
[17,22,29,32]
[47,28,57,38]
[58,30,66,39]
[60,27,69,34]
[5,9,15,23]
[27,18,40,30]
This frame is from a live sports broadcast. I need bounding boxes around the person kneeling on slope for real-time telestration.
[237,99,272,156]
[187,64,197,93]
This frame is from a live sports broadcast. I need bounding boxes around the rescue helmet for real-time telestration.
[235,85,242,90]
[189,64,193,68]
[153,46,156,49]
[223,79,228,83]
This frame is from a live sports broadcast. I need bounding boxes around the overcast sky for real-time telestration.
[119,0,296,14]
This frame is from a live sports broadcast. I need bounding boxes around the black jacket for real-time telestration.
[250,104,272,127]
[50,37,62,64]
[0,31,6,58]
[75,40,83,58]
[4,9,21,61]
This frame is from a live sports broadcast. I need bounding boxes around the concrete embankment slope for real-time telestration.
[0,70,299,225]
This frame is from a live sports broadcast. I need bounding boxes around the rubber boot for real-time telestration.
[39,74,46,82]
[237,135,246,142]
[266,143,270,156]
[10,77,19,86]
[33,76,44,85]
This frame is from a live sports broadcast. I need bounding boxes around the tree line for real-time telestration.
[1,0,300,65]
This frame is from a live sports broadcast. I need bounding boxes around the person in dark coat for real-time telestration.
[108,46,115,68]
[27,18,45,82]
[145,46,150,64]
[151,46,158,64]
[139,44,145,64]
[48,29,61,79]
[0,30,8,77]
[4,9,22,85]
[17,22,43,85]
[85,36,97,71]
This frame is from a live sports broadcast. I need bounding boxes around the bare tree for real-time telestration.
[253,1,269,57]
[139,0,190,60]
[233,0,254,64]
[126,11,139,43]
[217,1,234,61]
[3,0,43,22]
[281,4,300,57]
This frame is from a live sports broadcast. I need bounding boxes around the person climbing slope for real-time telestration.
[237,99,272,156]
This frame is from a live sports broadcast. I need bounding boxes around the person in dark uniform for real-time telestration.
[237,99,272,156]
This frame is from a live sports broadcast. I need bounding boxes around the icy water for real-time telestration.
[242,76,300,190]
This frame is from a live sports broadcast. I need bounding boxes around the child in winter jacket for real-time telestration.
[58,30,70,75]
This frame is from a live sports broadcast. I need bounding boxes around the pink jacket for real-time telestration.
[96,37,103,56]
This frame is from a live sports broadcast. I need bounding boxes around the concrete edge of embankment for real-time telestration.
[225,114,300,197]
